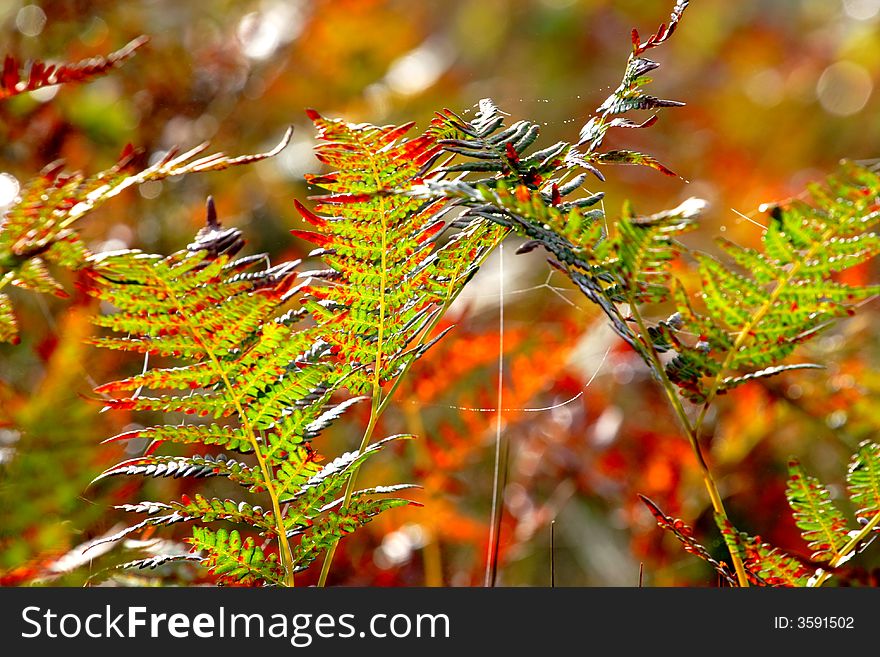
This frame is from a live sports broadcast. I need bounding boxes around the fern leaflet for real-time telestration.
[0,36,147,101]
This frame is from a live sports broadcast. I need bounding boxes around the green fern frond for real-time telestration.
[293,112,504,583]
[90,205,416,586]
[103,424,257,456]
[786,460,851,562]
[295,112,446,393]
[667,164,880,403]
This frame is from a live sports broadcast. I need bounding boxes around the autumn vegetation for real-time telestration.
[1,1,878,588]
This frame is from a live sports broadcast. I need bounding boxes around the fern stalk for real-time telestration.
[810,510,880,587]
[154,276,297,586]
[317,229,506,586]
[626,297,750,587]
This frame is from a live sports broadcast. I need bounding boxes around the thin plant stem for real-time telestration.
[486,434,509,587]
[485,242,505,587]
[810,510,880,587]
[627,300,750,588]
[163,280,296,586]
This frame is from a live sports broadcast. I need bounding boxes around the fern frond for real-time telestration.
[292,114,505,582]
[90,205,416,586]
[103,424,256,456]
[639,495,737,585]
[573,1,687,172]
[0,131,292,343]
[428,7,685,193]
[716,517,811,587]
[419,6,691,358]
[668,164,880,402]
[0,36,147,101]
[786,460,851,562]
[296,111,494,394]
[430,98,574,189]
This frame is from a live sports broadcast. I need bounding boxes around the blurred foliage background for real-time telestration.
[1,0,879,586]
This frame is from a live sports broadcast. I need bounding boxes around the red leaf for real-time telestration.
[294,199,327,228]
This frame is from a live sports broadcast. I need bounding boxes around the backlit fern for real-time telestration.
[4,0,876,589]
[293,110,503,583]
[657,164,880,406]
[295,110,500,395]
[0,127,292,344]
[86,203,419,586]
[415,0,880,587]
[646,441,880,587]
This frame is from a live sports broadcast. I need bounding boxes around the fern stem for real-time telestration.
[316,225,507,586]
[810,510,880,587]
[485,241,505,587]
[627,299,750,587]
[161,279,297,586]
[317,390,382,587]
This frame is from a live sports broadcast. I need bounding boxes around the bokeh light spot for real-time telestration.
[817,61,873,116]
[16,4,47,37]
